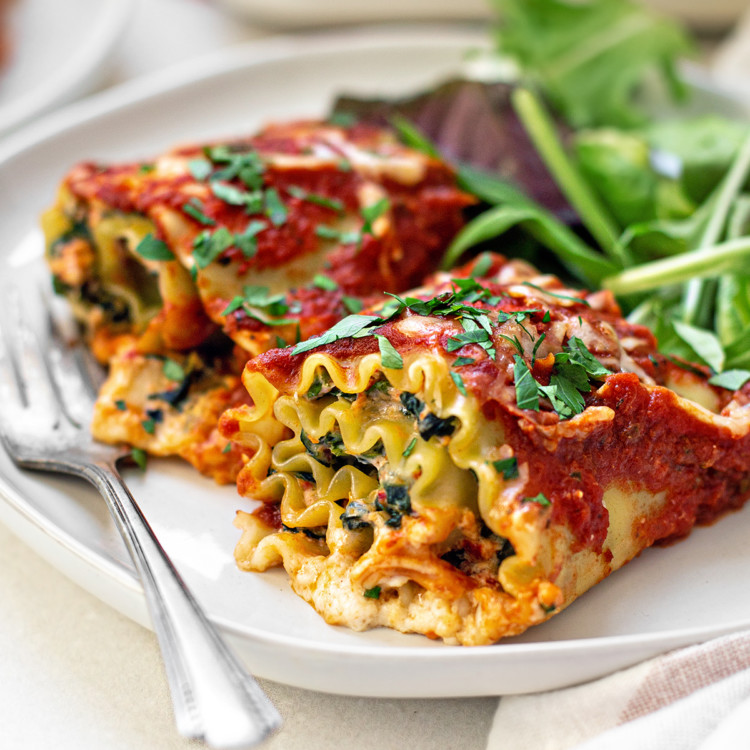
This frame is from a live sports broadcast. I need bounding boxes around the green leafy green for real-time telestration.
[375,334,403,369]
[135,234,174,262]
[492,0,692,128]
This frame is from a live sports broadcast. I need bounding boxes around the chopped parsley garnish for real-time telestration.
[221,285,298,325]
[470,253,494,278]
[313,274,339,291]
[204,146,265,189]
[187,158,212,180]
[182,198,216,226]
[452,356,475,367]
[263,188,288,226]
[222,442,232,454]
[513,356,541,411]
[135,234,174,262]
[288,185,345,214]
[493,457,519,480]
[192,227,234,269]
[141,418,156,434]
[315,225,362,245]
[363,586,381,599]
[130,448,147,471]
[290,278,543,365]
[523,492,551,507]
[342,296,363,313]
[163,359,186,382]
[114,399,127,411]
[450,370,467,395]
[234,220,267,258]
[292,314,382,355]
[513,337,612,418]
[210,182,263,214]
[375,334,403,369]
[361,197,390,235]
[402,437,417,458]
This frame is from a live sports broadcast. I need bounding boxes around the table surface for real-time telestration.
[0,1,498,748]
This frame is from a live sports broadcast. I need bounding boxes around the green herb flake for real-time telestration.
[222,442,232,454]
[114,399,127,411]
[492,457,519,480]
[192,227,234,269]
[287,185,345,214]
[450,370,468,396]
[163,360,186,382]
[183,198,216,226]
[361,198,390,235]
[130,448,147,471]
[708,369,750,391]
[315,224,362,245]
[141,418,156,435]
[364,585,381,599]
[264,188,288,226]
[135,234,174,262]
[402,437,418,458]
[375,334,403,369]
[523,492,551,507]
[342,296,363,313]
[291,314,382,355]
[452,356,475,367]
[313,274,339,292]
[513,355,540,411]
[234,220,267,258]
[187,159,212,180]
[470,253,494,278]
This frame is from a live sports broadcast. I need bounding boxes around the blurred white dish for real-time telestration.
[0,0,132,136]
[214,0,746,30]
[1,26,750,699]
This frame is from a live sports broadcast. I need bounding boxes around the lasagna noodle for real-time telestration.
[222,255,750,645]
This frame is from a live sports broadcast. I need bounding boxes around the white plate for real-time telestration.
[0,0,132,136]
[1,26,750,698]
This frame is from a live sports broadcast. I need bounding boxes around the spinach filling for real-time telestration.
[300,429,382,477]
[399,391,458,441]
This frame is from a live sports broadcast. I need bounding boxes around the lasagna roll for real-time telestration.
[42,120,472,363]
[42,120,471,481]
[221,254,750,644]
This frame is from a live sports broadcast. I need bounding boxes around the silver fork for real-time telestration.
[0,285,281,749]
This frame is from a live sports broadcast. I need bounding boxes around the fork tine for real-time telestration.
[38,286,99,429]
[0,285,61,426]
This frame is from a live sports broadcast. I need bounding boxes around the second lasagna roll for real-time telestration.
[221,254,750,645]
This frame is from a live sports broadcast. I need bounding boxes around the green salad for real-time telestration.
[337,0,750,392]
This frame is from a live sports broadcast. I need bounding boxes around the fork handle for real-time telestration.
[81,460,281,749]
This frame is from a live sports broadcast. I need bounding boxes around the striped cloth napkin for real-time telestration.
[486,631,750,750]
[487,11,750,750]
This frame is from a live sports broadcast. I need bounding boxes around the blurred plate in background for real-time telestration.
[213,0,747,31]
[0,0,133,136]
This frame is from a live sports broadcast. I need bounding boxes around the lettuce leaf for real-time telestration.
[491,0,692,128]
